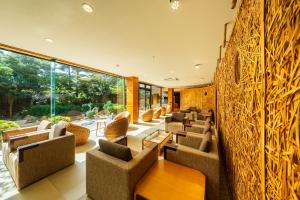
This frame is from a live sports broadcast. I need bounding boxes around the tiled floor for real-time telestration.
[0,118,165,200]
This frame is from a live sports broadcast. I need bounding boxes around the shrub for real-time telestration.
[49,116,71,123]
[0,120,20,137]
[27,105,50,116]
[103,101,114,114]
[86,110,96,119]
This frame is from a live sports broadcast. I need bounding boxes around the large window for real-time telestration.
[139,83,162,112]
[0,49,125,128]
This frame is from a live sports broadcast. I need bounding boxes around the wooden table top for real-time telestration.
[134,160,206,200]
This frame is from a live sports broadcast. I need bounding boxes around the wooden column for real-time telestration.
[168,88,174,112]
[126,77,139,123]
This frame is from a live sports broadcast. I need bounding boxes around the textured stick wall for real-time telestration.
[180,85,215,111]
[265,0,300,199]
[216,0,300,199]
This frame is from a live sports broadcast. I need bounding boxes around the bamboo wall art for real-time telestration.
[215,0,299,199]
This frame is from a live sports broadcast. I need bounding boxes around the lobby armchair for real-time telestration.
[2,125,75,190]
[165,112,188,133]
[2,120,51,141]
[86,136,158,200]
[161,106,166,116]
[164,133,220,200]
[104,117,129,141]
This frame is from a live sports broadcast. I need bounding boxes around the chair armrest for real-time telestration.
[3,126,38,141]
[185,125,205,134]
[111,135,127,146]
[165,116,172,123]
[183,117,189,124]
[9,130,50,152]
[164,144,219,174]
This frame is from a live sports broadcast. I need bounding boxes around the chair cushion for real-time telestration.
[53,124,67,138]
[99,139,133,161]
[199,132,212,152]
[36,120,51,131]
[172,113,185,122]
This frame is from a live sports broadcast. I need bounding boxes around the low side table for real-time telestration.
[134,160,206,200]
[95,119,107,136]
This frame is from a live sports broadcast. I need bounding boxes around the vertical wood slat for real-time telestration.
[126,76,139,123]
[168,88,174,112]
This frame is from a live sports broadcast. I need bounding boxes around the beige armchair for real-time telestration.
[104,116,129,141]
[2,125,75,190]
[86,136,158,200]
[2,120,51,141]
[164,132,220,200]
[153,108,161,119]
[141,109,154,122]
[165,112,188,133]
[161,106,166,116]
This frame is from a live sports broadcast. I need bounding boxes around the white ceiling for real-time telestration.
[0,0,236,87]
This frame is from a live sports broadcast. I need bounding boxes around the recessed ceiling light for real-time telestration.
[82,3,94,13]
[116,64,120,67]
[170,0,180,10]
[45,38,53,43]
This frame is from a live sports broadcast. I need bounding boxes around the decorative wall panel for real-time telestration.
[265,0,300,199]
[180,85,215,112]
[216,0,264,199]
[216,0,300,199]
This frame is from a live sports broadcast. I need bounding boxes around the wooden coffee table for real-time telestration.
[134,160,206,200]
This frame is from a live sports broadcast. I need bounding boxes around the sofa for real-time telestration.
[86,136,158,200]
[165,112,188,133]
[2,122,75,190]
[164,131,220,200]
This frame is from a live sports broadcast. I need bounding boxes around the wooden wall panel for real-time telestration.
[180,85,215,112]
[216,0,300,199]
[265,1,300,199]
[168,88,174,111]
[126,77,139,123]
[215,0,264,199]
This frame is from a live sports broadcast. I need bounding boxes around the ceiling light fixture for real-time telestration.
[170,0,180,10]
[82,3,94,13]
[45,38,53,43]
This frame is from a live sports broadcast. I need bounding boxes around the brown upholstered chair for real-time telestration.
[141,109,154,122]
[153,108,162,119]
[114,111,131,125]
[104,116,129,141]
[165,112,189,133]
[2,120,51,141]
[166,105,172,114]
[161,106,166,116]
[86,136,158,200]
[164,131,220,200]
[2,124,75,190]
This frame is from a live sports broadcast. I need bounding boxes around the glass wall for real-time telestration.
[139,83,162,112]
[0,49,125,128]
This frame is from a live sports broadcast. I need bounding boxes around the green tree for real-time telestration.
[0,52,51,118]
